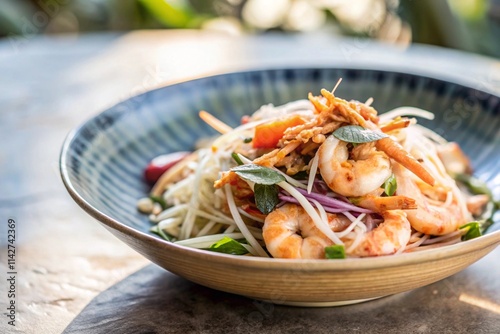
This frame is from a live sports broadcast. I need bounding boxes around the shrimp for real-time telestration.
[344,210,411,257]
[263,203,411,258]
[394,163,466,235]
[311,89,435,186]
[351,194,417,213]
[318,135,392,197]
[262,204,350,259]
[436,142,472,176]
[466,194,490,216]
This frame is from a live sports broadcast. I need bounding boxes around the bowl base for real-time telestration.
[256,295,387,307]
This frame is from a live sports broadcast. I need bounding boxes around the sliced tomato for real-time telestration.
[144,151,190,185]
[252,115,305,149]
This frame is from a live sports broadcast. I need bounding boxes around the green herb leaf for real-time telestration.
[149,195,167,210]
[254,184,280,214]
[460,222,482,241]
[231,164,285,185]
[333,125,388,144]
[478,201,499,233]
[325,245,346,259]
[208,237,249,255]
[478,217,495,234]
[292,171,309,180]
[243,137,253,143]
[383,174,397,196]
[455,174,492,198]
[455,174,499,233]
[231,153,244,165]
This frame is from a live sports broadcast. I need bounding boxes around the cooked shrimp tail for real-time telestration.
[351,195,417,213]
[380,118,412,133]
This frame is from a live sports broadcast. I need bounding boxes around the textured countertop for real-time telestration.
[0,30,499,334]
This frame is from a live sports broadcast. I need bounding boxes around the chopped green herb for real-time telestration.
[231,164,285,185]
[383,174,397,196]
[333,125,388,144]
[455,174,492,198]
[254,183,280,214]
[325,245,346,259]
[208,237,249,255]
[455,173,499,233]
[292,171,309,180]
[149,195,167,210]
[460,222,482,241]
[348,197,362,206]
[231,152,244,165]
[476,201,499,233]
[243,137,253,143]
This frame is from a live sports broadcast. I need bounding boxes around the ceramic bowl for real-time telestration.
[60,67,500,306]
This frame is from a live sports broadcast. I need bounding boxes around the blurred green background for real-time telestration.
[0,0,499,57]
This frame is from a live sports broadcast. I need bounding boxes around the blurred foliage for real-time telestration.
[0,0,498,57]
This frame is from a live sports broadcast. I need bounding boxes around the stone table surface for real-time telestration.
[0,30,499,334]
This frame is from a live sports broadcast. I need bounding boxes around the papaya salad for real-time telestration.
[137,83,498,259]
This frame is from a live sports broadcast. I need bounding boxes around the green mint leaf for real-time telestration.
[231,164,285,185]
[383,174,397,196]
[231,153,244,165]
[460,222,482,241]
[325,245,346,259]
[254,184,280,214]
[333,125,388,144]
[208,237,249,255]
